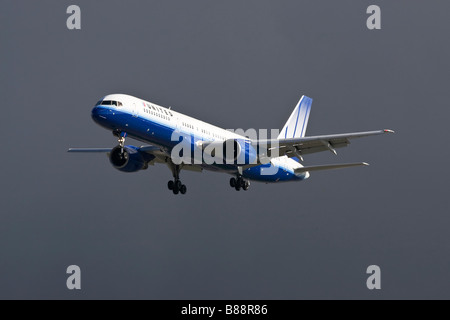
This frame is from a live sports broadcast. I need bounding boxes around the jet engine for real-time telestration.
[109,145,153,172]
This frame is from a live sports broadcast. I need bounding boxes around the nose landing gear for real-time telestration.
[113,130,127,153]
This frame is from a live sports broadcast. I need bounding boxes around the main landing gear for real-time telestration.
[167,164,187,195]
[229,175,250,191]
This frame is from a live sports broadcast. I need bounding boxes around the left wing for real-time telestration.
[68,145,203,172]
[137,145,202,172]
[68,148,112,153]
[256,129,394,160]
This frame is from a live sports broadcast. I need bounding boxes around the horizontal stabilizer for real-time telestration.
[68,148,112,153]
[295,162,369,174]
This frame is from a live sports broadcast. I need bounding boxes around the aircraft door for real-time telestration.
[132,102,138,117]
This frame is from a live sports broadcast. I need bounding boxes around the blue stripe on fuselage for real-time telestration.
[243,163,307,182]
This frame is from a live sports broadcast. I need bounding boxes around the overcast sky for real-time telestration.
[1,0,449,299]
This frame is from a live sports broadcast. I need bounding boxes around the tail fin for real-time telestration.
[278,95,312,139]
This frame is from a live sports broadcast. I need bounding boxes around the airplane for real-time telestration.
[68,93,394,195]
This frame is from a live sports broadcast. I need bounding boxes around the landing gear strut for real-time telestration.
[230,175,250,191]
[167,164,187,195]
[113,130,127,153]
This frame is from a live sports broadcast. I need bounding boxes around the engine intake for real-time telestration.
[109,146,151,172]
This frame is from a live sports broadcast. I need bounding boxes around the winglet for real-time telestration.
[383,129,395,133]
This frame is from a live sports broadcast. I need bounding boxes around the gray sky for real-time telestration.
[0,0,449,299]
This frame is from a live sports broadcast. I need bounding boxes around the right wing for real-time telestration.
[256,129,394,160]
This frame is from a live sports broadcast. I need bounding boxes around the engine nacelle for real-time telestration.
[109,145,153,172]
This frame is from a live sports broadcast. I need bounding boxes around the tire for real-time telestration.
[168,180,174,190]
[173,187,179,195]
[230,178,236,188]
[175,180,182,190]
[243,181,250,191]
[235,184,241,191]
[180,185,187,194]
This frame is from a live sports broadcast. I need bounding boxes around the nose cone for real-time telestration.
[91,105,115,129]
[91,105,109,123]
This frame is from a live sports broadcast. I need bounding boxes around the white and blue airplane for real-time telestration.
[69,94,393,194]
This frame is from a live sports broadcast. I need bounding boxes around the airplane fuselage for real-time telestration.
[91,94,307,183]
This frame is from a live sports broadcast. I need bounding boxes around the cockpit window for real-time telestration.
[97,100,123,106]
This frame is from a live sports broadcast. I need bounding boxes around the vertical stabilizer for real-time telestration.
[278,95,312,139]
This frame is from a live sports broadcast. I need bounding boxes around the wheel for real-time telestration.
[230,177,236,187]
[240,178,246,187]
[243,180,250,191]
[173,186,179,194]
[175,180,182,190]
[180,184,187,194]
[235,184,241,191]
[168,180,174,190]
